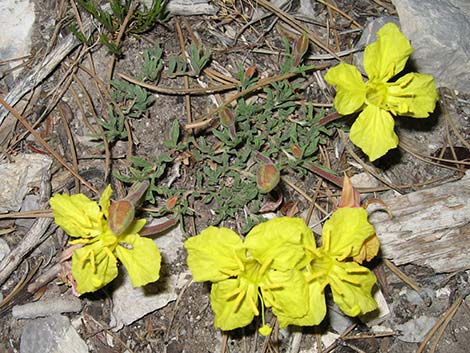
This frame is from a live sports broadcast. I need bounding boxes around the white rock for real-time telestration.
[0,0,35,81]
[110,222,189,330]
[392,0,470,92]
[395,315,438,342]
[298,331,339,353]
[360,288,390,326]
[0,238,10,262]
[350,172,381,189]
[0,154,52,213]
[20,315,88,353]
[143,0,219,16]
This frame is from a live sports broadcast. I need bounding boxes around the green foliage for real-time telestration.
[78,0,117,32]
[188,45,211,77]
[70,24,93,45]
[73,0,168,54]
[110,80,153,118]
[98,105,128,142]
[164,120,187,150]
[114,154,172,204]
[165,44,211,77]
[96,80,153,143]
[129,0,170,34]
[141,43,164,82]
[114,38,331,232]
[166,55,187,77]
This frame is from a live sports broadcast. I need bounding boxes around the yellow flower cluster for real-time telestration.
[185,207,378,332]
[50,185,161,294]
[325,23,438,161]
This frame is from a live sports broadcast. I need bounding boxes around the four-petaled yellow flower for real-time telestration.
[325,23,438,161]
[50,185,161,294]
[185,211,379,332]
[184,218,314,332]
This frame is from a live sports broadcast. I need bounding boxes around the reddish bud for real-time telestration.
[219,107,235,127]
[109,199,135,235]
[167,195,178,209]
[244,65,257,80]
[291,144,302,158]
[338,175,360,208]
[293,33,309,66]
[257,164,280,193]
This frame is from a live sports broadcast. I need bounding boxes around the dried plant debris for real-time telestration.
[0,0,469,352]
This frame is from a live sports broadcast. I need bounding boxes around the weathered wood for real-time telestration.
[368,171,470,273]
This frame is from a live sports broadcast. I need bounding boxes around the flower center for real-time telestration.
[365,81,388,107]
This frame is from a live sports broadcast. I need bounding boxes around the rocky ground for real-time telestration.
[0,0,469,352]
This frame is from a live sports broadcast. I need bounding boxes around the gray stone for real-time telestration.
[20,315,88,353]
[143,0,219,16]
[110,220,189,330]
[395,315,439,342]
[12,296,82,319]
[0,238,10,262]
[327,304,355,334]
[0,154,52,213]
[0,0,35,82]
[392,0,470,92]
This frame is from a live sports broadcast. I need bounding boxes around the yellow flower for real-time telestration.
[185,212,379,331]
[325,23,438,161]
[50,185,161,294]
[305,207,378,318]
[184,218,313,331]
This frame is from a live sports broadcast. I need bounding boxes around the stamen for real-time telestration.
[233,253,245,272]
[224,287,242,300]
[249,296,259,316]
[259,258,273,276]
[329,277,344,296]
[232,288,247,313]
[219,268,240,277]
[346,267,369,275]
[306,270,327,283]
[304,245,321,257]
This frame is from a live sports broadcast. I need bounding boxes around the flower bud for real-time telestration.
[109,199,135,235]
[244,65,257,80]
[293,33,309,66]
[257,164,280,193]
[220,107,235,127]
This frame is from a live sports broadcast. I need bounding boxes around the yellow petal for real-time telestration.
[245,217,315,271]
[99,185,113,219]
[184,227,246,282]
[115,233,161,287]
[210,277,259,331]
[385,73,438,117]
[324,62,366,115]
[322,207,375,259]
[350,105,399,161]
[261,269,309,323]
[50,193,103,238]
[123,218,147,235]
[72,241,118,294]
[328,261,377,317]
[275,280,326,327]
[363,23,413,81]
[353,234,381,264]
